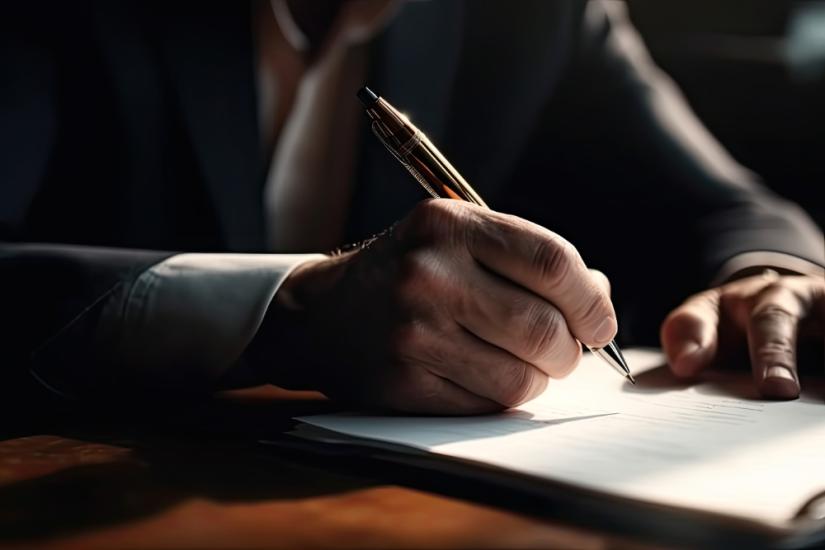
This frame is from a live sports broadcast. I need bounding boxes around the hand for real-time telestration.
[258,199,616,414]
[661,271,825,399]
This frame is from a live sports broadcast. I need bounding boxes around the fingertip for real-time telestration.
[668,341,705,378]
[759,366,800,400]
[661,305,717,377]
[592,315,618,347]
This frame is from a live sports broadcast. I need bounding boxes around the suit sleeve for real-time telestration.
[501,0,823,341]
[541,0,824,282]
[2,244,323,401]
[1,9,326,402]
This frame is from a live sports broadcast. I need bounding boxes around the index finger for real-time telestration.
[466,209,617,348]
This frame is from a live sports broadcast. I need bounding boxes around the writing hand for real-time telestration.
[661,271,825,399]
[259,199,616,414]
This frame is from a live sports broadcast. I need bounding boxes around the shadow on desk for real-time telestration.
[0,435,369,543]
[0,387,371,545]
[0,388,619,550]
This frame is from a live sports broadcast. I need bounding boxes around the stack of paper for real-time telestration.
[293,349,825,537]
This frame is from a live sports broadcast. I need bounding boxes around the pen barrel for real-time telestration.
[400,134,488,208]
[360,87,632,383]
[364,94,487,208]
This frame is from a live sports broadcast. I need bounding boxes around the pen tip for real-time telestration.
[357,86,379,107]
[627,373,637,385]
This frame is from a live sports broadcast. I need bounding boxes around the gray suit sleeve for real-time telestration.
[3,244,322,400]
[86,252,324,395]
[572,0,824,278]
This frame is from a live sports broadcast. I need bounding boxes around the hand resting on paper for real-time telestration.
[661,271,825,399]
[248,199,616,414]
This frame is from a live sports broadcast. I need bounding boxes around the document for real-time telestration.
[296,350,825,528]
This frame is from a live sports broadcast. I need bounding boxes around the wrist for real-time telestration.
[244,252,354,390]
[713,251,825,285]
[275,253,348,310]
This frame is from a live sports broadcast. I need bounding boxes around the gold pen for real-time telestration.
[358,86,635,384]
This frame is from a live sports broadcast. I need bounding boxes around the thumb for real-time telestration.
[660,289,720,377]
[589,269,611,297]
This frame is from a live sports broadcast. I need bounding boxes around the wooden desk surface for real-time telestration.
[0,389,658,549]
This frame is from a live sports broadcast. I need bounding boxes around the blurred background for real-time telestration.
[627,0,825,228]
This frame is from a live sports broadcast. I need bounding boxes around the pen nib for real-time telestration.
[590,341,635,384]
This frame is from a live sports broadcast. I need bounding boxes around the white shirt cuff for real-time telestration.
[101,252,325,389]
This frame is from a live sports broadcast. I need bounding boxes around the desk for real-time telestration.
[0,388,656,549]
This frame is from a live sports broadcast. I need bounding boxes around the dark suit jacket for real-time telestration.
[1,1,822,402]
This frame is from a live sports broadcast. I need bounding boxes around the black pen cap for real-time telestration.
[357,86,379,107]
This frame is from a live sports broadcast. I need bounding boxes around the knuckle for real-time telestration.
[405,199,466,242]
[532,236,577,288]
[750,303,796,327]
[521,304,581,374]
[496,291,533,326]
[754,338,795,367]
[522,304,564,362]
[496,362,536,408]
[554,342,583,378]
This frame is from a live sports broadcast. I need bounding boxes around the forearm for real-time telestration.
[2,243,172,399]
[101,252,328,392]
[3,242,324,399]
[573,1,825,285]
[240,252,348,392]
[697,194,824,285]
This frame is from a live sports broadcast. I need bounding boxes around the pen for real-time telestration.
[357,86,635,384]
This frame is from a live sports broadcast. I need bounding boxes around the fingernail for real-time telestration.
[761,366,799,400]
[677,342,702,363]
[593,316,617,345]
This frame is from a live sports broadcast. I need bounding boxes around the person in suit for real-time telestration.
[1,0,823,413]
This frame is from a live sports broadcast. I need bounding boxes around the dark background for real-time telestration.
[627,0,825,229]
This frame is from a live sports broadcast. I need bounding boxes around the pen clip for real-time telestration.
[370,121,408,166]
[371,121,422,167]
[371,122,440,200]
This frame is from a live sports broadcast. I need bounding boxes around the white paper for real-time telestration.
[297,349,825,526]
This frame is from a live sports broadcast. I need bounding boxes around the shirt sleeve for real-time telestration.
[30,252,324,398]
[712,250,825,286]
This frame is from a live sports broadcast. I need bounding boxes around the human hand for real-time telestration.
[263,199,616,414]
[661,271,825,399]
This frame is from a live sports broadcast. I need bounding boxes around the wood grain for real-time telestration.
[0,389,658,549]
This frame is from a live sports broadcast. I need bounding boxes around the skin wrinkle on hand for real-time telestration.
[662,273,825,400]
[269,199,616,414]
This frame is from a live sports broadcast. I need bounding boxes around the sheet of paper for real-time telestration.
[297,349,825,526]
